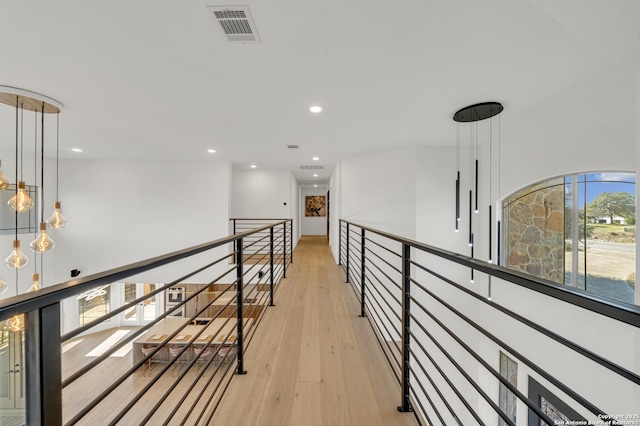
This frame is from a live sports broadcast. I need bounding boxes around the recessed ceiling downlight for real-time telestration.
[312,157,319,161]
[208,149,216,154]
[250,164,257,168]
[309,106,322,113]
[72,148,83,153]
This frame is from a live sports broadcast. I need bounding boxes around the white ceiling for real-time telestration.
[1,0,638,186]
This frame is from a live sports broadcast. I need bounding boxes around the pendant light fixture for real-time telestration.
[6,240,29,269]
[47,112,68,229]
[0,87,63,272]
[31,102,55,253]
[453,102,503,281]
[6,97,28,270]
[28,273,41,292]
[8,104,33,212]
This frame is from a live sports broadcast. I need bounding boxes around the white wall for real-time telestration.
[51,159,232,332]
[339,147,417,239]
[301,186,328,235]
[231,169,294,220]
[231,168,300,247]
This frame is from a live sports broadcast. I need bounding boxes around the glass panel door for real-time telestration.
[122,283,159,326]
[0,330,25,412]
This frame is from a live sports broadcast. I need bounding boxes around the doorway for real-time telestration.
[121,283,162,326]
[0,330,25,410]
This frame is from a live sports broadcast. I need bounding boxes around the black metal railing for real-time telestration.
[0,219,293,425]
[231,218,294,279]
[339,219,640,426]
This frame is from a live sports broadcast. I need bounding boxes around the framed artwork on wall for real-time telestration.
[305,195,326,217]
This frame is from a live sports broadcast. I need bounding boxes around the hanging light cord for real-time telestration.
[14,98,19,294]
[34,105,38,277]
[41,102,45,222]
[56,112,60,201]
[14,98,19,241]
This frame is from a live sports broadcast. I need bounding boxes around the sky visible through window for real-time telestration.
[575,172,636,203]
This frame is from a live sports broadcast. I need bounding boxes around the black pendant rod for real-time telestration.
[488,205,492,263]
[455,172,460,231]
[468,190,473,246]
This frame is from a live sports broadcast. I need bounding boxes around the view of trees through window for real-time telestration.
[504,172,636,305]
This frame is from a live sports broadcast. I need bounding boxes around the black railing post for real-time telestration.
[398,243,413,413]
[338,221,342,266]
[360,227,366,317]
[25,303,62,425]
[269,227,275,306]
[345,222,350,283]
[289,220,293,264]
[232,219,237,264]
[235,236,247,375]
[283,222,287,279]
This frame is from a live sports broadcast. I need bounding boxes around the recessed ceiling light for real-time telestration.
[313,174,318,177]
[309,106,322,113]
[72,148,83,152]
[312,157,319,161]
[314,185,318,188]
[250,165,257,168]
[207,149,216,154]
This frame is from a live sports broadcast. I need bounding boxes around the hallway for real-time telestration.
[214,235,419,425]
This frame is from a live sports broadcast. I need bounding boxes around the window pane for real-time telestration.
[583,174,635,303]
[123,283,137,322]
[78,285,111,326]
[504,172,636,305]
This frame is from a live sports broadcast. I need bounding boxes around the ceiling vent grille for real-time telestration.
[287,145,299,149]
[207,5,261,43]
[299,165,324,170]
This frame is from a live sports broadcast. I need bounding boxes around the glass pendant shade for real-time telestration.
[0,280,8,295]
[27,273,41,292]
[0,160,10,190]
[5,240,28,269]
[47,201,68,229]
[8,181,33,212]
[5,314,24,333]
[30,223,55,253]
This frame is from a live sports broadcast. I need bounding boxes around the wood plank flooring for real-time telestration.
[213,235,419,426]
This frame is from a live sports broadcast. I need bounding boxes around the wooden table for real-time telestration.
[132,316,253,363]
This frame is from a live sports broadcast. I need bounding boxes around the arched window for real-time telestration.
[503,172,636,305]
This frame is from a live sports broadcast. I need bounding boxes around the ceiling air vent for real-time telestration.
[207,5,261,43]
[299,165,324,170]
[287,145,299,149]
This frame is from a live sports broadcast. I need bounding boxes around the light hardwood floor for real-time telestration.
[213,235,419,426]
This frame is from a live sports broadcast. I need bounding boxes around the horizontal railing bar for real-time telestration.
[408,363,452,425]
[408,268,615,417]
[62,260,235,343]
[341,220,640,326]
[408,323,485,425]
[409,297,553,424]
[364,234,402,259]
[362,291,403,362]
[63,277,237,390]
[104,298,241,426]
[410,261,640,386]
[364,246,402,278]
[363,273,402,323]
[0,221,288,321]
[364,261,403,302]
[361,304,403,385]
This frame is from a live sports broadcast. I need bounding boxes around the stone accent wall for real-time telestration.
[505,178,565,283]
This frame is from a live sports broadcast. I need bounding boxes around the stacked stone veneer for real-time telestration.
[505,178,565,284]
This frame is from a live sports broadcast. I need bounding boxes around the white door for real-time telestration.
[0,330,25,410]
[122,283,161,326]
